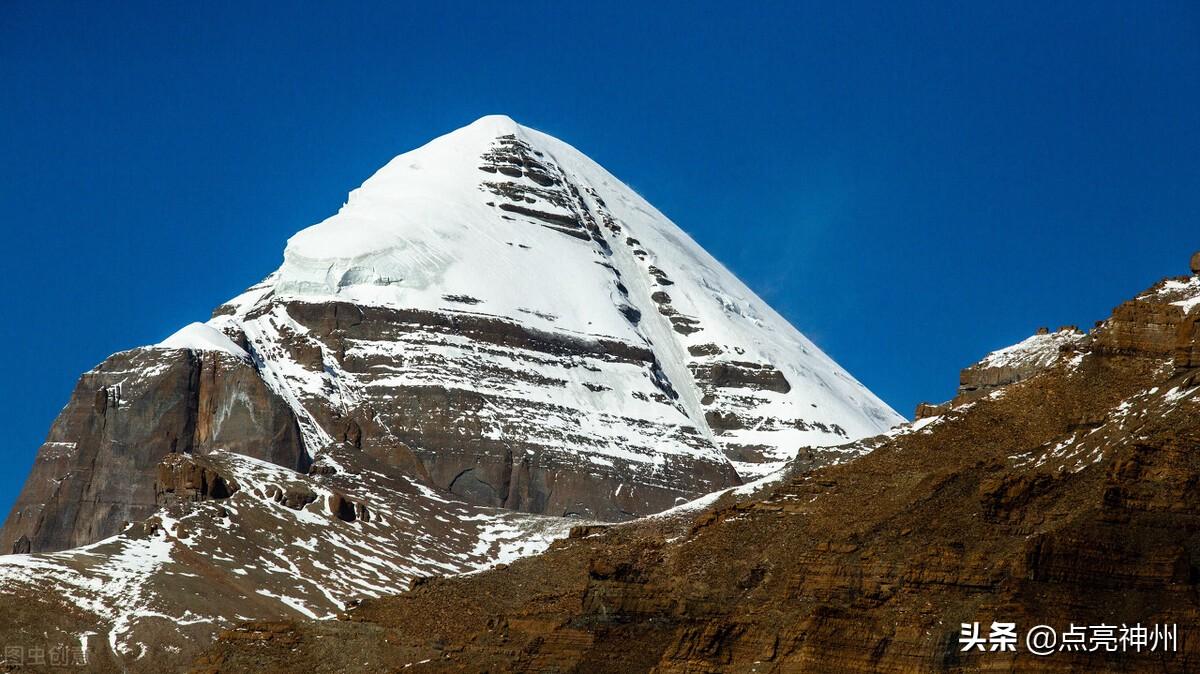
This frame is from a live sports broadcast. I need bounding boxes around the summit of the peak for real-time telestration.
[466,114,522,132]
[429,115,531,147]
[446,116,575,156]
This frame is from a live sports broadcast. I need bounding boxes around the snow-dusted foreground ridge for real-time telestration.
[0,115,902,670]
[0,448,579,667]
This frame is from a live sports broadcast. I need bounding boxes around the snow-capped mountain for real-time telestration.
[0,116,901,669]
[207,114,901,491]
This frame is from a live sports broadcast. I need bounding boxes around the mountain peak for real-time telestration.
[464,113,524,134]
[226,117,902,475]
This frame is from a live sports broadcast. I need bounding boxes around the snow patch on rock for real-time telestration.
[978,328,1085,371]
[157,322,249,360]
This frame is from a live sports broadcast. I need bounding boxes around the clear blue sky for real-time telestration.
[1,2,1197,516]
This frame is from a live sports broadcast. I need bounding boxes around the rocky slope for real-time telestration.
[0,116,899,670]
[0,445,578,671]
[197,260,1200,673]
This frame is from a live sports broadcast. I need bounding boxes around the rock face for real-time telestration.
[0,347,305,553]
[1095,276,1200,369]
[154,452,240,506]
[196,269,1200,673]
[956,326,1086,403]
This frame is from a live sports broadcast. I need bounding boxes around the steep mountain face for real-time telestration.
[210,115,899,505]
[2,115,899,554]
[0,116,900,670]
[2,343,307,554]
[198,262,1200,673]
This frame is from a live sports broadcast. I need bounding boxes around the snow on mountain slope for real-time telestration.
[159,322,250,359]
[977,328,1087,371]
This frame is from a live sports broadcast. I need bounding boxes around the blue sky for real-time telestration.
[1,2,1197,516]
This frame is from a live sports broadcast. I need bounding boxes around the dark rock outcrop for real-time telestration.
[691,360,792,394]
[155,453,239,506]
[10,535,29,555]
[0,348,305,554]
[913,401,950,419]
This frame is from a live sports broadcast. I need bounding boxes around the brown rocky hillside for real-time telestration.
[197,263,1200,673]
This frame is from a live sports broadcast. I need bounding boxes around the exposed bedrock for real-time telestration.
[691,360,792,394]
[0,348,305,554]
[154,452,240,506]
[956,327,1086,403]
[282,300,657,365]
[948,275,1200,410]
[268,300,740,520]
[1091,277,1200,367]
